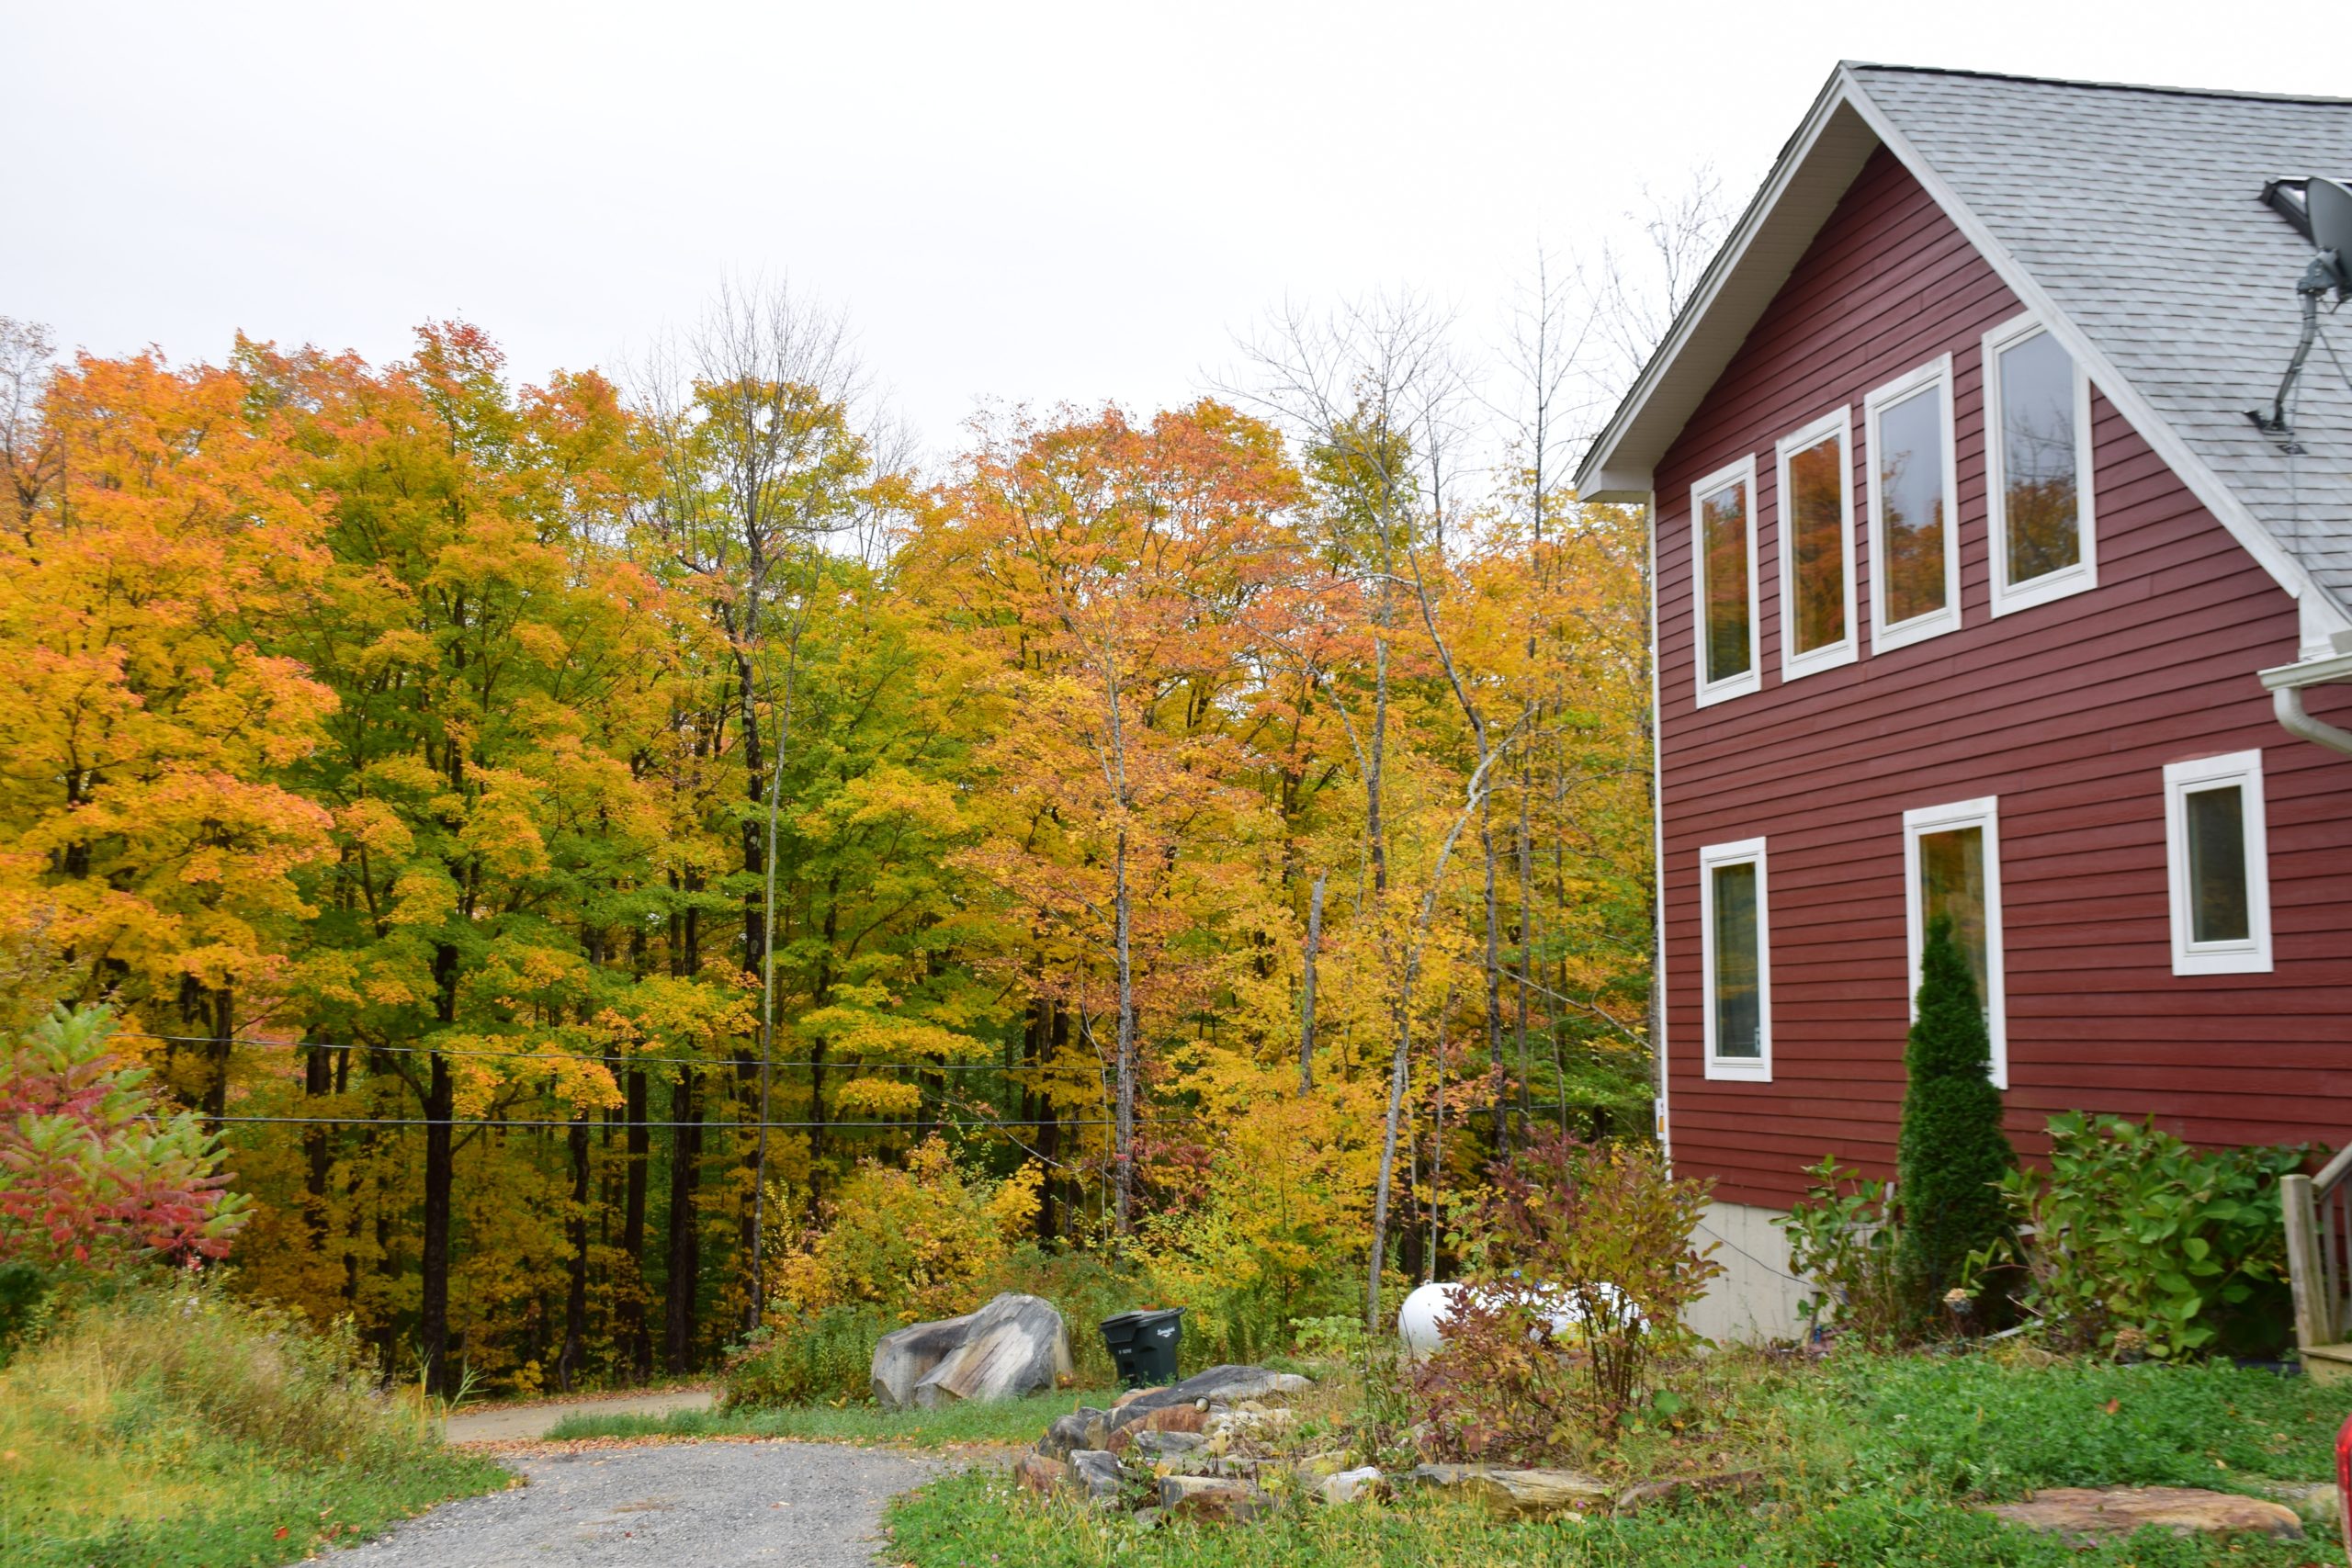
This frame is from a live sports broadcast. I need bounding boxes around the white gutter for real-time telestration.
[2259,645,2352,756]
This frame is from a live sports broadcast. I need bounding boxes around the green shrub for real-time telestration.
[722,1304,888,1408]
[1777,1156,1905,1345]
[1894,917,2014,1324]
[982,1242,1148,1385]
[1979,1112,2305,1359]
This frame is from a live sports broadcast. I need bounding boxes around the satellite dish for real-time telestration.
[2308,176,2352,297]
[2250,175,2352,439]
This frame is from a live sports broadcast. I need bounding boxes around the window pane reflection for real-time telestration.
[1999,332,2081,584]
[1702,482,1751,682]
[1788,435,1847,654]
[1879,387,1948,625]
[1711,862,1760,1057]
[2186,784,2250,944]
[1918,825,1989,1009]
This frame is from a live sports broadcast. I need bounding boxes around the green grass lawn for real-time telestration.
[884,1352,2352,1568]
[546,1384,1126,1448]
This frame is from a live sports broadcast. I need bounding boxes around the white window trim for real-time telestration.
[1699,836,1771,1082]
[1902,796,2007,1090]
[1983,312,2098,617]
[2163,750,2274,976]
[1775,406,1859,680]
[1864,355,1962,653]
[1690,455,1761,707]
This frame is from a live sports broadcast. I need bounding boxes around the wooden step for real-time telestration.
[2301,1342,2352,1384]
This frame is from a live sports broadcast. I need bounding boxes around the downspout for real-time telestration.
[2259,646,2352,757]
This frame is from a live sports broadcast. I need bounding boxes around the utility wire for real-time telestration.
[111,1030,1023,1074]
[209,1113,1186,1131]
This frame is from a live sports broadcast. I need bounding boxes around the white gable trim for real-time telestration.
[1839,79,2343,650]
[1576,64,2349,653]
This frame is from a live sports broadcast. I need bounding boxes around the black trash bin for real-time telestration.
[1098,1307,1184,1388]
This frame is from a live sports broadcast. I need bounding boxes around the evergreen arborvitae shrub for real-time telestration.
[1894,915,2016,1323]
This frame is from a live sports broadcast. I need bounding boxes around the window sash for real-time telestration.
[1865,357,1962,652]
[1903,797,2007,1089]
[1984,314,2098,616]
[1690,457,1760,706]
[1776,407,1857,680]
[2164,751,2273,975]
[1699,838,1770,1080]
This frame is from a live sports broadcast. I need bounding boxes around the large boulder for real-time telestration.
[872,1292,1072,1411]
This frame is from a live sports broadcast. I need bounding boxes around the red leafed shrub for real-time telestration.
[1417,1134,1720,1460]
[0,1006,249,1267]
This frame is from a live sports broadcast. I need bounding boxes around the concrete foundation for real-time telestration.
[1685,1200,1812,1344]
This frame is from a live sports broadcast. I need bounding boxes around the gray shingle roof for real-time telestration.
[1849,65,2352,613]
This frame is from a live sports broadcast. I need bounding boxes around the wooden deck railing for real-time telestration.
[2281,1143,2352,1353]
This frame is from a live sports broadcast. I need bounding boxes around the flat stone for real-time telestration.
[1159,1473,1272,1523]
[1039,1407,1111,1461]
[1614,1470,1764,1514]
[1112,1365,1312,1432]
[1319,1465,1386,1505]
[1112,1385,1164,1410]
[1015,1450,1070,1497]
[1134,1428,1207,1459]
[1069,1449,1124,1507]
[870,1312,977,1410]
[1411,1463,1611,1518]
[1983,1486,2304,1544]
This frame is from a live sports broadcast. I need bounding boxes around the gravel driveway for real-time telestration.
[337,1441,937,1566]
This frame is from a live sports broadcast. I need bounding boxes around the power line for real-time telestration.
[210,1113,1179,1131]
[112,1030,1035,1075]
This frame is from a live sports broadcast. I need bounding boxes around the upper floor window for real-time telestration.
[1984,314,2098,615]
[1776,407,1857,680]
[1865,356,1961,652]
[1690,456,1760,705]
[2164,750,2273,975]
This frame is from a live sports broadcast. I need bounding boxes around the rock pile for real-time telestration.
[1018,1363,1321,1522]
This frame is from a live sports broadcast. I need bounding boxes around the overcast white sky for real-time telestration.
[7,2,2348,457]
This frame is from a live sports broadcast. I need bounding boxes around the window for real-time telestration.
[1865,357,1961,651]
[2164,750,2273,975]
[1700,837,1770,1080]
[1984,314,2098,615]
[1903,797,2007,1089]
[1776,408,1858,679]
[1690,457,1760,705]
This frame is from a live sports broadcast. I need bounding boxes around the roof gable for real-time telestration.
[1577,63,2352,639]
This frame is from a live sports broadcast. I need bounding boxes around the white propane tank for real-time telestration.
[1396,1279,1639,1359]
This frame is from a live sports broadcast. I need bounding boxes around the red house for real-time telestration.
[1575,63,2352,1340]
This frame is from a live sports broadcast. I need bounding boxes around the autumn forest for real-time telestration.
[0,279,1658,1393]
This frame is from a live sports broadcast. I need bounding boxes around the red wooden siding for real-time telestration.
[1655,146,2352,1209]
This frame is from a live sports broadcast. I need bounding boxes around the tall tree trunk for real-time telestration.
[1365,1000,1413,1329]
[663,1070,702,1374]
[200,982,233,1129]
[304,1039,334,1248]
[1298,873,1326,1098]
[560,1111,589,1390]
[1481,787,1506,1151]
[420,943,459,1394]
[622,1067,650,1380]
[1113,827,1136,1235]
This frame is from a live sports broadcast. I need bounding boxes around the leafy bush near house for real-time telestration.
[1894,918,2014,1324]
[1976,1111,2305,1359]
[1777,1156,1905,1345]
[1417,1134,1720,1459]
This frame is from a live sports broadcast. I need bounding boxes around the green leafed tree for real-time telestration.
[1894,915,2015,1323]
